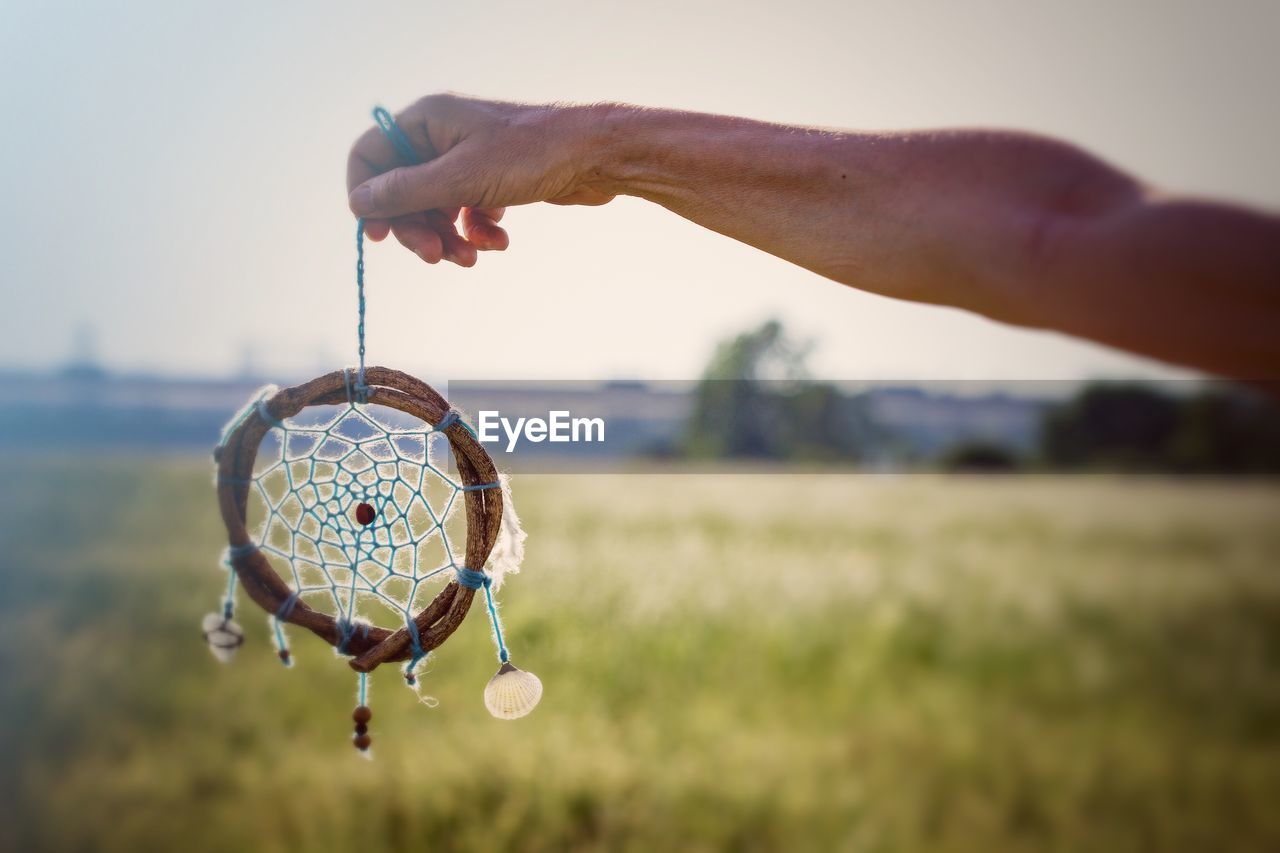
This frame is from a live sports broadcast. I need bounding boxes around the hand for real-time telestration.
[347,94,616,266]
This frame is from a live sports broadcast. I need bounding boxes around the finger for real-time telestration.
[390,215,444,264]
[423,209,460,240]
[462,207,510,251]
[425,212,478,267]
[363,219,392,241]
[346,112,440,195]
[349,151,479,219]
[407,210,477,267]
[441,231,478,268]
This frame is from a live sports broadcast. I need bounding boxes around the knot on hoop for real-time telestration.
[255,398,286,430]
[336,618,370,655]
[454,567,490,590]
[437,410,481,439]
[226,541,259,560]
[344,367,369,405]
[276,591,301,621]
[216,384,280,456]
[404,617,427,684]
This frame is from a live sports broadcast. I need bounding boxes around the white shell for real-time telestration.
[202,612,244,664]
[483,663,542,720]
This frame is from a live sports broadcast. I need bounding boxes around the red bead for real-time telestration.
[277,649,291,663]
[354,733,372,751]
[353,705,372,724]
[355,503,376,526]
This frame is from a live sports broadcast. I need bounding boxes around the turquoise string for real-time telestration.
[256,398,286,430]
[437,410,480,439]
[227,542,258,559]
[405,616,426,682]
[482,578,510,664]
[352,107,423,403]
[454,568,509,664]
[372,105,422,166]
[222,568,237,620]
[276,591,300,620]
[454,567,487,589]
[269,591,300,665]
[272,618,291,666]
[354,223,368,403]
[217,386,276,452]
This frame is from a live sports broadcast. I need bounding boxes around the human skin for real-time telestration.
[347,94,1280,378]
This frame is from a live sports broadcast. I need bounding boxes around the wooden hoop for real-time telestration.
[213,366,503,674]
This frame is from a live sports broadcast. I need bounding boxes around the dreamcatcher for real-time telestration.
[204,107,541,752]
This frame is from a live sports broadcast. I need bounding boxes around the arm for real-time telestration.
[348,96,1280,378]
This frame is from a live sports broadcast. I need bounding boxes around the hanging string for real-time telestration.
[455,567,509,664]
[222,566,237,620]
[351,108,423,405]
[372,106,422,167]
[354,222,369,403]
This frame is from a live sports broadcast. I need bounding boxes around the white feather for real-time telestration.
[485,472,526,589]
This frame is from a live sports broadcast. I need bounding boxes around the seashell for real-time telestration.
[202,612,245,664]
[483,662,542,720]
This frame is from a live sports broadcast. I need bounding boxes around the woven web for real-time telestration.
[246,401,489,659]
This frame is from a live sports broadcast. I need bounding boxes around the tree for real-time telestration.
[1040,382,1280,472]
[683,319,802,459]
[1041,384,1181,469]
[682,319,870,462]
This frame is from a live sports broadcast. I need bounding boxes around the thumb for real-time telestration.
[348,156,472,219]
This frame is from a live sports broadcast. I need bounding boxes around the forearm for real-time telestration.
[584,108,929,298]
[582,107,1081,312]
[581,106,1280,376]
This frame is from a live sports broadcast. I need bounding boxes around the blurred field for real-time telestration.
[2,456,1279,852]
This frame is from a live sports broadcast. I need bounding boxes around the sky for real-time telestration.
[2,0,1277,382]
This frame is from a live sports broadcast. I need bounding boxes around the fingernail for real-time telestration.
[349,185,373,215]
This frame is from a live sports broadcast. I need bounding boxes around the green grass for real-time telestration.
[2,456,1280,851]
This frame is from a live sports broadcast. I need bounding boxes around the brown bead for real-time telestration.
[352,705,372,724]
[355,502,376,526]
[354,722,368,736]
[277,650,291,663]
[354,733,372,751]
